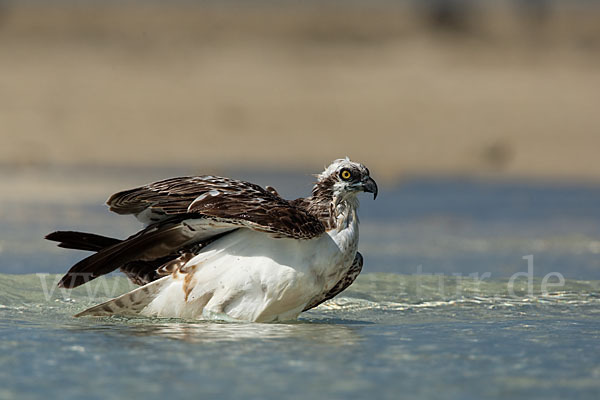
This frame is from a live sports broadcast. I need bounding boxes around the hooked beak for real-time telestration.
[362,177,378,200]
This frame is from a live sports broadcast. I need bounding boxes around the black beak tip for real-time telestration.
[363,178,378,200]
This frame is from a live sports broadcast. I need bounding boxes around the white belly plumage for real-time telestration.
[140,228,351,322]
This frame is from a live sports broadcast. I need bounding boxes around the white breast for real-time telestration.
[142,224,358,322]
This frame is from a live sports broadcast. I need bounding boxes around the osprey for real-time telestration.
[46,158,377,322]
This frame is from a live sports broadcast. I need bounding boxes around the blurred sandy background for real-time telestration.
[1,0,599,182]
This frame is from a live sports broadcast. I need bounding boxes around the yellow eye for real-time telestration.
[340,169,352,181]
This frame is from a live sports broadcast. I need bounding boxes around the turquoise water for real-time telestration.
[1,166,600,399]
[1,273,599,400]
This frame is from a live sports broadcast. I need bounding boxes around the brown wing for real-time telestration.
[48,221,237,289]
[107,176,325,240]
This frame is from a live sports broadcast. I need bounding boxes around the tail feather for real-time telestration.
[75,276,170,317]
[45,231,121,252]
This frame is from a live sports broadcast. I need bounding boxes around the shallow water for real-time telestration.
[1,166,600,399]
[1,273,599,400]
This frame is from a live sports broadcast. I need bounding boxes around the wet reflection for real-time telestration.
[70,319,364,346]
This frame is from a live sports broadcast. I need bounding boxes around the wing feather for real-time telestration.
[56,216,236,288]
[107,176,325,239]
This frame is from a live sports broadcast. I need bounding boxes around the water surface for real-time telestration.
[1,166,599,399]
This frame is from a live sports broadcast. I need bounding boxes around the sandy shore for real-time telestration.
[1,3,599,182]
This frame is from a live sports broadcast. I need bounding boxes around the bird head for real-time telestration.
[316,158,378,203]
